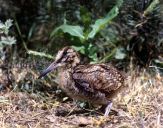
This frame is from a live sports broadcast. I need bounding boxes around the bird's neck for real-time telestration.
[65,61,80,70]
[59,64,75,73]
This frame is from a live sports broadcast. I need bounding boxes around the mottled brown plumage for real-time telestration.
[39,47,125,116]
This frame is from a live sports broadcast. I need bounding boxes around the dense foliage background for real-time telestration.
[0,0,162,66]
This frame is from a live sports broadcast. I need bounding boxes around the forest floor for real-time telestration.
[0,65,163,128]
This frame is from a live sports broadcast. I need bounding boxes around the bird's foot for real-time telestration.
[104,101,113,117]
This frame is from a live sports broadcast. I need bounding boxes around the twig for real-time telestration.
[14,18,53,59]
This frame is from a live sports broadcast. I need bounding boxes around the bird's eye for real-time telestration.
[62,56,68,62]
[63,50,68,56]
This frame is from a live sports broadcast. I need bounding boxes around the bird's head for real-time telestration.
[38,47,80,78]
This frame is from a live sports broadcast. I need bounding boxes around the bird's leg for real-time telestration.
[104,101,113,117]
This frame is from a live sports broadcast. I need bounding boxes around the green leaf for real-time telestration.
[51,24,85,40]
[144,0,159,16]
[99,48,117,63]
[89,53,98,62]
[87,43,98,62]
[0,19,13,35]
[87,0,123,39]
[5,19,13,29]
[0,36,16,45]
[115,47,126,59]
[72,45,86,54]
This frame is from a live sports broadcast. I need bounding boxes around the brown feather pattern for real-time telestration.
[40,47,125,106]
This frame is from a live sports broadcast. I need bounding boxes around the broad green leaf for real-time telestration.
[87,0,123,39]
[51,24,85,40]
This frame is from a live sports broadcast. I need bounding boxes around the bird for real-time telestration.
[38,46,125,116]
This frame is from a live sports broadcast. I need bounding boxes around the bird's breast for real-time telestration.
[58,70,82,99]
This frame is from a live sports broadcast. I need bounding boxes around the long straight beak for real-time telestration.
[38,62,58,79]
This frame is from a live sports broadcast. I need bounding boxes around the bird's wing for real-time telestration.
[73,64,124,93]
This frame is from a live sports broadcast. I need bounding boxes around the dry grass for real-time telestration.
[0,66,162,128]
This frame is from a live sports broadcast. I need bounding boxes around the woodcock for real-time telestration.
[38,47,125,116]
